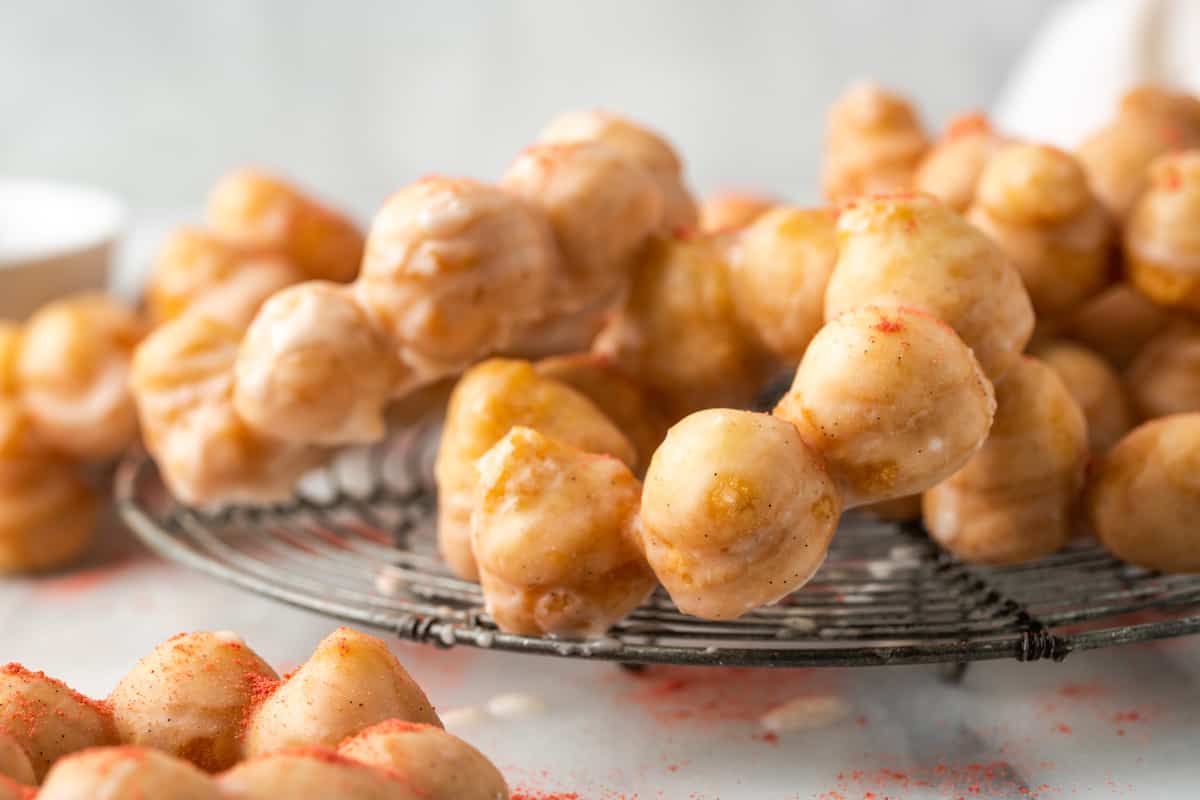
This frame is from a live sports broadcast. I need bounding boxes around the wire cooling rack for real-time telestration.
[116,424,1200,669]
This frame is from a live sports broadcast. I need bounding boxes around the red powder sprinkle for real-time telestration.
[1056,681,1107,699]
[753,731,780,745]
[512,793,582,800]
[873,317,904,333]
[1160,124,1183,146]
[945,111,991,139]
[1112,710,1144,723]
[1163,166,1184,191]
[1053,723,1072,734]
[672,225,696,240]
[33,560,137,599]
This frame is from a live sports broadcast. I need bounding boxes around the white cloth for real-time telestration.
[995,0,1200,146]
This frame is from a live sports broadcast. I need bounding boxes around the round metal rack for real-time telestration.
[116,425,1200,669]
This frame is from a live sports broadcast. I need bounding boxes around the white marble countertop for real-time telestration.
[3,512,1198,800]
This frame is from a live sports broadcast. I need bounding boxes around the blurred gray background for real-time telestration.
[1,1,1052,218]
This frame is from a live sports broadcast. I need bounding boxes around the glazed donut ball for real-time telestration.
[534,353,670,473]
[15,293,145,461]
[1059,283,1175,368]
[913,112,1009,212]
[1036,341,1134,455]
[924,357,1088,565]
[640,409,840,620]
[434,359,636,580]
[823,81,928,203]
[1077,85,1200,220]
[725,207,839,364]
[183,259,307,333]
[39,747,223,800]
[206,169,364,284]
[1126,322,1200,419]
[595,234,770,418]
[339,720,508,800]
[0,732,33,786]
[862,494,922,523]
[355,177,560,378]
[1088,413,1200,573]
[219,749,419,800]
[537,108,697,232]
[0,664,116,781]
[243,628,440,758]
[108,632,279,771]
[235,282,400,446]
[131,314,322,505]
[473,427,654,636]
[500,141,663,313]
[699,190,775,233]
[0,325,20,398]
[1125,150,1200,311]
[146,227,299,324]
[0,446,98,574]
[825,193,1034,380]
[774,306,996,508]
[967,143,1114,321]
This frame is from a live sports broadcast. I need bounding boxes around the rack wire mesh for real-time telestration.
[116,423,1200,669]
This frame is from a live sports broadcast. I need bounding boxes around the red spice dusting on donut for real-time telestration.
[1160,124,1183,147]
[945,111,990,139]
[1163,165,1184,191]
[672,225,696,241]
[873,317,904,334]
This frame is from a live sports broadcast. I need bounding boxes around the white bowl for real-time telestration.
[0,178,125,320]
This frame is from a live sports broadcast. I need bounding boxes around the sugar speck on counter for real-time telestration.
[760,695,850,733]
[374,566,406,596]
[487,692,548,719]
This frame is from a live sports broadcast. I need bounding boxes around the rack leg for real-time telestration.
[938,661,969,684]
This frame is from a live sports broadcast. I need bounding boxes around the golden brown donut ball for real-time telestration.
[0,664,116,782]
[1059,282,1176,368]
[924,357,1088,565]
[823,81,928,204]
[534,353,670,473]
[15,293,145,461]
[913,112,1010,212]
[537,108,697,232]
[725,207,839,364]
[1126,322,1200,419]
[207,169,364,284]
[146,227,298,324]
[39,747,224,800]
[861,494,922,523]
[1125,150,1200,311]
[434,358,636,580]
[967,143,1114,321]
[108,632,279,771]
[0,732,34,786]
[472,427,654,636]
[699,190,775,233]
[243,628,440,758]
[595,234,770,418]
[355,177,560,378]
[1088,413,1200,572]
[220,749,419,800]
[0,453,98,574]
[339,720,508,800]
[1077,85,1200,221]
[500,141,663,313]
[181,258,307,333]
[234,282,400,446]
[826,193,1034,380]
[774,306,996,508]
[1035,341,1135,455]
[640,409,840,620]
[131,314,322,505]
[0,325,19,398]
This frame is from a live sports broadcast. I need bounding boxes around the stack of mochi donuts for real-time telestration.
[0,628,508,799]
[12,88,1196,636]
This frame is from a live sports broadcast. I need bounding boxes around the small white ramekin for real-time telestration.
[0,178,125,320]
